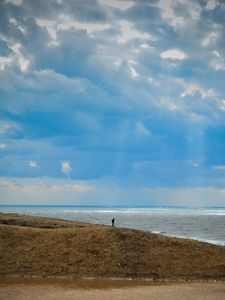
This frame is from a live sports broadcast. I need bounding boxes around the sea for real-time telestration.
[0,205,225,246]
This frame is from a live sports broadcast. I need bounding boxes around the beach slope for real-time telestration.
[0,212,225,280]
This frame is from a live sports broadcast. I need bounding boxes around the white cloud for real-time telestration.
[181,84,215,99]
[128,60,139,79]
[98,0,134,10]
[40,182,94,193]
[37,16,111,42]
[187,160,200,168]
[206,0,218,10]
[36,19,57,40]
[212,50,221,58]
[5,0,23,5]
[0,144,6,149]
[0,177,95,205]
[1,177,225,206]
[160,49,186,60]
[9,17,26,34]
[143,186,225,207]
[159,97,178,111]
[57,19,111,35]
[135,121,151,137]
[61,161,72,175]
[0,121,21,134]
[129,65,139,79]
[117,21,154,44]
[4,43,30,72]
[28,161,39,168]
[218,99,225,111]
[210,59,225,71]
[1,0,225,208]
[158,0,173,17]
[0,56,13,71]
[202,31,220,47]
[212,165,225,171]
[139,43,154,51]
[158,0,201,30]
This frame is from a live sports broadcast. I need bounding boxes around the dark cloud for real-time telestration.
[65,0,108,23]
[0,40,12,56]
[131,0,159,4]
[22,0,62,19]
[123,3,161,21]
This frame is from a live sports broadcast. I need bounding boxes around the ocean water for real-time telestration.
[0,206,225,246]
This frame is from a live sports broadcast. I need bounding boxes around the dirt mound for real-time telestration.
[0,213,225,280]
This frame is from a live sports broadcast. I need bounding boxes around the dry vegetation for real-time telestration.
[0,212,225,280]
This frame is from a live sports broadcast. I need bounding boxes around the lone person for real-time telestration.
[112,218,115,227]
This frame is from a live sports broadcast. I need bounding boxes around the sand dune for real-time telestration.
[0,212,225,280]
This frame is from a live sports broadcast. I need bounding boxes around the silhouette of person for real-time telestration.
[112,218,115,227]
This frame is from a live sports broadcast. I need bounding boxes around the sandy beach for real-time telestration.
[0,278,225,300]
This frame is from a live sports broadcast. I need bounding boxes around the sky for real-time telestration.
[0,0,225,207]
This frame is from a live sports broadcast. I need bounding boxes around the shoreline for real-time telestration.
[1,210,225,246]
[1,206,225,247]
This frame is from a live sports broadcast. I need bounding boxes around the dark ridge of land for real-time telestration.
[0,212,225,280]
[0,212,91,229]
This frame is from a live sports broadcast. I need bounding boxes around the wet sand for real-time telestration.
[0,278,225,300]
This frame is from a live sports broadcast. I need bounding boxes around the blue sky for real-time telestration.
[1,0,225,206]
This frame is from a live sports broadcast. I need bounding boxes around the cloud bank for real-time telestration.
[0,0,225,206]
